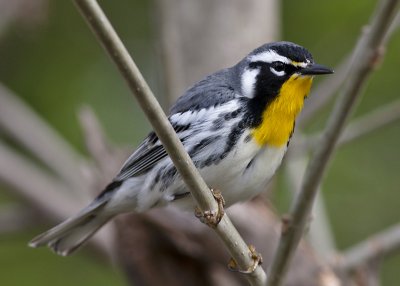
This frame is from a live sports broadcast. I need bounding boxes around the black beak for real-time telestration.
[300,63,334,75]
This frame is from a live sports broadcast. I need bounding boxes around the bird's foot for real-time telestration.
[194,188,225,228]
[228,245,263,274]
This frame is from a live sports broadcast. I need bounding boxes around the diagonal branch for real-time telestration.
[337,99,400,145]
[0,139,115,258]
[72,0,267,285]
[285,154,336,259]
[333,224,400,273]
[0,83,89,198]
[77,105,125,182]
[0,140,81,218]
[299,98,400,152]
[266,0,400,285]
[298,11,400,127]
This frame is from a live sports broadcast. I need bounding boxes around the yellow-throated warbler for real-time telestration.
[29,41,333,256]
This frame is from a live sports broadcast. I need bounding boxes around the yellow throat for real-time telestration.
[251,74,313,147]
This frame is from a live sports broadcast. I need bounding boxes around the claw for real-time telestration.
[228,245,263,274]
[194,189,225,228]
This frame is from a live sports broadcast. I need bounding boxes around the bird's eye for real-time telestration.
[272,61,285,71]
[270,61,286,76]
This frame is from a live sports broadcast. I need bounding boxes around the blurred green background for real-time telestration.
[0,0,399,285]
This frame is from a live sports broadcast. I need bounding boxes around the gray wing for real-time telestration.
[115,124,190,181]
[170,68,238,114]
[116,68,238,181]
[116,134,160,180]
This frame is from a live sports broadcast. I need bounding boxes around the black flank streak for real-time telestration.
[189,136,220,158]
[224,108,242,120]
[150,168,163,191]
[201,154,219,168]
[219,123,245,160]
[212,108,242,131]
[245,158,255,171]
[147,123,191,146]
[211,117,224,131]
[174,123,191,133]
[96,180,123,200]
[173,192,190,201]
[160,167,177,192]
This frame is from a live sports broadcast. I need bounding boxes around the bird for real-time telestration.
[29,41,333,256]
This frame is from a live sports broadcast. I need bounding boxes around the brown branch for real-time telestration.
[266,1,400,285]
[72,0,267,284]
[350,260,382,286]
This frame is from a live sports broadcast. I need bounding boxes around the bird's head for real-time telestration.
[239,41,333,99]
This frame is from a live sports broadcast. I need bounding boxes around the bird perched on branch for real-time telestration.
[29,41,333,256]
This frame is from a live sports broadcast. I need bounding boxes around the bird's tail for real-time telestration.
[29,199,111,256]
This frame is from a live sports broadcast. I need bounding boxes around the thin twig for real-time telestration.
[77,106,123,179]
[0,140,114,257]
[334,224,400,273]
[300,99,400,151]
[72,0,267,284]
[0,140,81,218]
[285,154,336,259]
[338,99,400,145]
[266,1,400,285]
[298,11,400,127]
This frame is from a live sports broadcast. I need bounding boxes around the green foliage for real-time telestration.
[0,231,125,286]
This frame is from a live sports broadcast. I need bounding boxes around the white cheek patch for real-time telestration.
[249,50,290,64]
[270,67,285,77]
[241,68,260,98]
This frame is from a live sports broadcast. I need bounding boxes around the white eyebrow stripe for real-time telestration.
[249,50,291,64]
[250,50,310,68]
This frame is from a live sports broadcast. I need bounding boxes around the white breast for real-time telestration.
[169,131,288,208]
[213,136,287,205]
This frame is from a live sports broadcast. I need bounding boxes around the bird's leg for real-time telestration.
[227,244,263,274]
[195,191,263,274]
[194,188,225,228]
